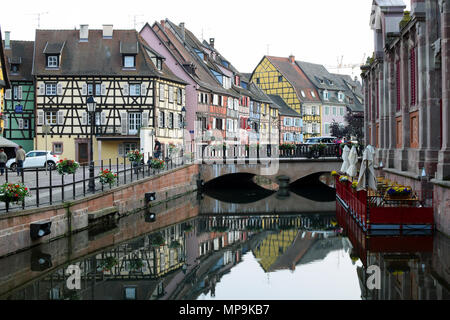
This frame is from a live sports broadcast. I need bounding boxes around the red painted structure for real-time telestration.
[336,202,433,267]
[335,177,434,234]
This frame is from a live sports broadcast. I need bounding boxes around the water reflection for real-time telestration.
[0,191,449,300]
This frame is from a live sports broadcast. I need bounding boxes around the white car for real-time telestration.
[6,150,60,171]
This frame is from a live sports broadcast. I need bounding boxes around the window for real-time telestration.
[301,90,306,98]
[46,111,57,125]
[87,83,101,96]
[332,107,337,115]
[338,92,344,102]
[311,90,316,98]
[294,118,301,127]
[340,107,344,116]
[53,142,63,154]
[13,86,19,100]
[323,91,329,101]
[156,58,162,71]
[178,113,183,128]
[120,143,138,156]
[123,55,135,68]
[128,113,142,134]
[159,84,165,101]
[168,112,174,128]
[256,78,260,84]
[124,287,137,300]
[87,112,101,126]
[46,83,57,96]
[23,119,30,129]
[10,64,19,73]
[177,88,182,104]
[169,86,174,103]
[325,106,330,115]
[129,84,141,96]
[159,111,165,128]
[47,55,59,68]
[278,76,283,82]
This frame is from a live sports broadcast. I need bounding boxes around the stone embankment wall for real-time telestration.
[0,164,199,258]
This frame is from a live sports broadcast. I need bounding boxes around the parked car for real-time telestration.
[304,136,337,144]
[6,150,60,171]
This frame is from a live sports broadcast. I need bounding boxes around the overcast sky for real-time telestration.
[1,0,410,78]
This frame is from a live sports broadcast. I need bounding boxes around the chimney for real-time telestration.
[289,55,295,64]
[80,24,89,41]
[179,22,185,42]
[102,24,113,39]
[209,38,215,48]
[4,31,10,49]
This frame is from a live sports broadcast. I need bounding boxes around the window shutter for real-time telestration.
[5,89,11,100]
[101,83,107,96]
[37,110,44,125]
[18,86,23,100]
[159,84,165,101]
[101,111,107,125]
[123,83,129,96]
[18,118,24,130]
[182,89,185,105]
[81,112,87,125]
[4,115,8,129]
[57,110,64,125]
[82,83,88,96]
[166,113,170,128]
[57,83,63,96]
[120,112,128,135]
[142,111,149,127]
[118,144,125,157]
[141,83,147,96]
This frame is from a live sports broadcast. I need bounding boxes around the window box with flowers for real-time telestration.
[56,159,79,175]
[0,183,31,204]
[98,169,117,186]
[149,158,165,170]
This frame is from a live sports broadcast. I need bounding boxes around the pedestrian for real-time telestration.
[154,138,162,159]
[15,145,26,176]
[0,148,7,176]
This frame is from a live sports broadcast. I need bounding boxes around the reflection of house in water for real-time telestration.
[253,229,342,272]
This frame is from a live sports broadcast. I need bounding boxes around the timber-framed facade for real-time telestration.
[32,26,185,163]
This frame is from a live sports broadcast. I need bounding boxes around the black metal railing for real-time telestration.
[0,152,195,214]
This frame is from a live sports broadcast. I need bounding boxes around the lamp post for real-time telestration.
[181,107,186,162]
[87,96,96,192]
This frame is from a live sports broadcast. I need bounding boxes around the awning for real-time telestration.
[0,136,19,148]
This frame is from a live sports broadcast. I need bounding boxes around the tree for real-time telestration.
[344,112,364,143]
[330,120,348,138]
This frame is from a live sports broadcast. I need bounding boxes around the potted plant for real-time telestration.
[385,186,412,199]
[149,232,165,247]
[56,159,79,175]
[149,158,165,170]
[127,150,144,168]
[129,259,144,271]
[0,182,31,204]
[331,170,339,177]
[98,256,118,272]
[98,169,117,186]
[169,240,181,249]
[339,175,350,183]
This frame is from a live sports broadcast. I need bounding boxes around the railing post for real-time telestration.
[61,173,65,203]
[101,159,104,192]
[36,168,39,207]
[116,158,119,187]
[83,163,86,197]
[73,171,76,200]
[123,156,127,185]
[49,166,53,204]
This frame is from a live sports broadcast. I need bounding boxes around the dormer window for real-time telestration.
[338,91,344,102]
[47,55,59,68]
[156,58,162,71]
[301,90,306,98]
[323,90,329,101]
[123,55,135,68]
[311,90,316,98]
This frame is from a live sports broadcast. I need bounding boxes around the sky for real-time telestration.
[0,0,410,79]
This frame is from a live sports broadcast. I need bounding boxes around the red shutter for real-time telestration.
[410,48,416,106]
[396,60,401,111]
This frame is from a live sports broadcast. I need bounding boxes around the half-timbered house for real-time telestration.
[3,33,35,151]
[0,28,11,134]
[32,25,185,163]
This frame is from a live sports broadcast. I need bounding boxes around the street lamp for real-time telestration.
[87,96,96,192]
[181,106,186,162]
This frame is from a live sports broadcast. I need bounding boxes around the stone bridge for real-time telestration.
[198,158,342,186]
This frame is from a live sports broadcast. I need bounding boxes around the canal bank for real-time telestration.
[0,164,199,258]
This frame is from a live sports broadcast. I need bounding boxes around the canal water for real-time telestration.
[0,175,448,300]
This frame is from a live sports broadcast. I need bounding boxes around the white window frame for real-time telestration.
[129,84,141,96]
[159,84,165,101]
[128,112,142,134]
[45,111,57,125]
[47,55,58,68]
[46,83,57,96]
[124,55,135,68]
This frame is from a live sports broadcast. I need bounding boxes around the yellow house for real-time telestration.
[250,55,322,140]
[0,28,11,133]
